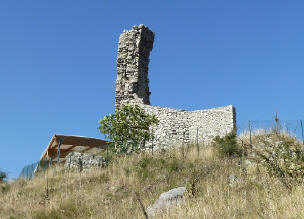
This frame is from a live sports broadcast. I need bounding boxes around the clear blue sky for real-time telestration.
[1,0,304,178]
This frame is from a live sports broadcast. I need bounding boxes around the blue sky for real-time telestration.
[1,0,304,178]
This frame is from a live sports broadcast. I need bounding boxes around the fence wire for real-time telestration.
[19,159,51,179]
[18,119,304,180]
[237,119,304,143]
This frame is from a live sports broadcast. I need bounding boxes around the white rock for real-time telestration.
[146,187,187,217]
[229,173,236,186]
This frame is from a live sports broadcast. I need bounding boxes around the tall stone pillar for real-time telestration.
[115,24,154,108]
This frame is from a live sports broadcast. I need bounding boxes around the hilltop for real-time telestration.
[1,130,304,218]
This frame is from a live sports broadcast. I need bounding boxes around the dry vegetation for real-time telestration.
[2,131,304,218]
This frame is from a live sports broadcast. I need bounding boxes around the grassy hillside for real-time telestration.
[1,131,304,218]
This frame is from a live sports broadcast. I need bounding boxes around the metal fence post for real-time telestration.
[248,121,252,148]
[300,120,304,145]
[196,127,199,157]
[57,139,63,164]
[106,143,109,166]
[275,112,279,134]
[182,131,185,158]
[151,129,154,155]
[46,157,49,200]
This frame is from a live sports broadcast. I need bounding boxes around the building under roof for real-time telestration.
[40,134,107,162]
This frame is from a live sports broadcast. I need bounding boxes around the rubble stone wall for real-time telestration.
[114,25,236,149]
[142,104,236,149]
[64,152,105,171]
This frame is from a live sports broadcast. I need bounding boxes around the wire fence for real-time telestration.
[237,119,304,143]
[18,119,304,180]
[19,159,51,179]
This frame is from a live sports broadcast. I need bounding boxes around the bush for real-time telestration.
[253,132,304,189]
[99,104,158,154]
[135,155,186,188]
[213,131,242,157]
[0,183,10,193]
[0,169,7,182]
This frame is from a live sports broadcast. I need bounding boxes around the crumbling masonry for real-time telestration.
[115,24,153,108]
[115,24,236,149]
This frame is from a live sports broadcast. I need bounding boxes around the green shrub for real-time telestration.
[135,156,158,181]
[213,131,241,157]
[0,183,10,193]
[98,104,159,154]
[0,169,7,182]
[253,132,304,189]
[135,155,186,187]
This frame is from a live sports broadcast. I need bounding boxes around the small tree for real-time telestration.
[99,104,159,154]
[213,131,242,157]
[0,169,7,182]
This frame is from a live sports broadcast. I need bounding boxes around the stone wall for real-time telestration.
[64,152,105,171]
[142,104,236,150]
[114,25,236,149]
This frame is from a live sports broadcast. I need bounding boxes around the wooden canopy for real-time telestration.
[40,134,107,162]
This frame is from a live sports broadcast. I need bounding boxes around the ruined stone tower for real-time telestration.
[114,25,236,149]
[115,24,154,108]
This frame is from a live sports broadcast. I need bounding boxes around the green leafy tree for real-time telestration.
[99,104,159,154]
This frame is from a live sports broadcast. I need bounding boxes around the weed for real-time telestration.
[213,131,242,157]
[0,183,10,194]
[253,132,304,190]
[33,200,92,219]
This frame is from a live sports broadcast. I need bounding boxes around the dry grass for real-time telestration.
[2,140,304,218]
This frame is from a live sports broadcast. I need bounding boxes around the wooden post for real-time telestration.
[134,192,149,219]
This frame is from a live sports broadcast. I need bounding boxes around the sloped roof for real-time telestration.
[40,134,107,162]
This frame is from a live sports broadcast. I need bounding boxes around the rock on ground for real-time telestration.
[146,187,187,217]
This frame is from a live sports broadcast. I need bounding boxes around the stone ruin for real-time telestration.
[64,152,106,171]
[115,24,236,149]
[115,24,153,108]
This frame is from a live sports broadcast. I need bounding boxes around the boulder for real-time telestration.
[146,187,187,217]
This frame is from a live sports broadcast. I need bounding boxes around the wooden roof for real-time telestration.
[40,134,107,162]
